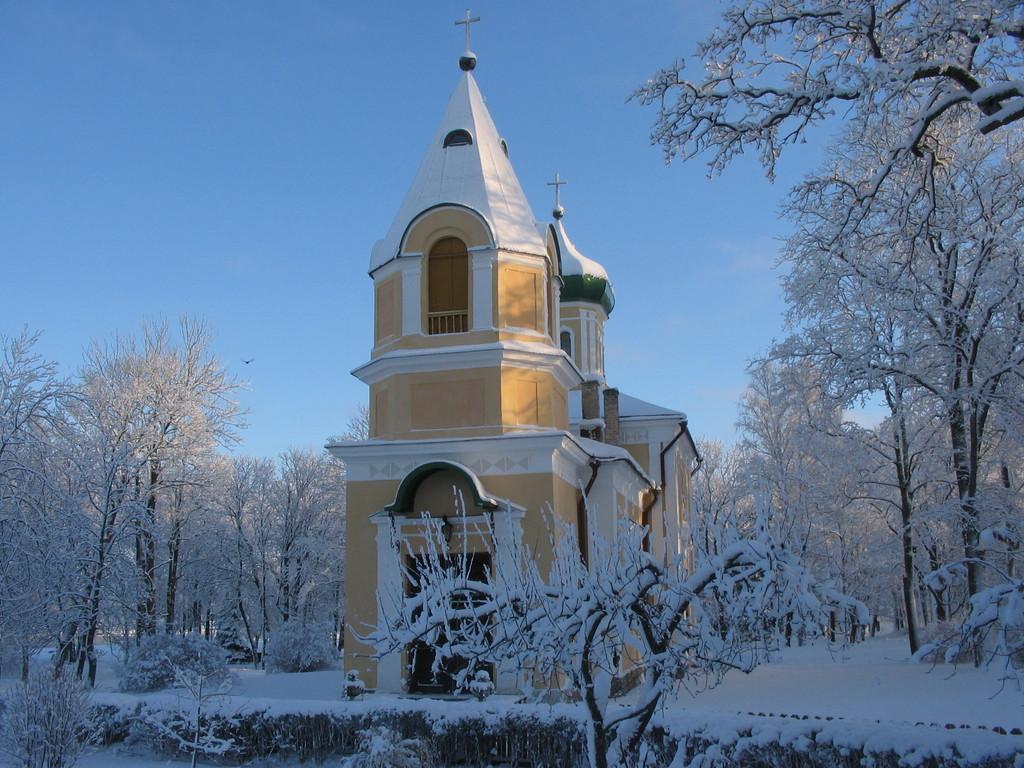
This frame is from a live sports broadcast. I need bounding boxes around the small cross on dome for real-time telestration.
[547,172,568,219]
[455,9,480,71]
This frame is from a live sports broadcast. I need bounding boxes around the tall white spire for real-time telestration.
[369,71,547,273]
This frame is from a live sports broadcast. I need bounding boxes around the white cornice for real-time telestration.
[351,342,583,390]
[328,430,591,485]
[327,429,653,487]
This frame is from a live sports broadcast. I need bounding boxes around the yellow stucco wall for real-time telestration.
[498,263,544,333]
[369,367,568,439]
[374,275,401,344]
[499,368,568,431]
[369,367,501,439]
[621,443,651,475]
[343,478,398,689]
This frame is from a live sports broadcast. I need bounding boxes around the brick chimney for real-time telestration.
[603,387,620,446]
[580,380,603,441]
[581,380,601,421]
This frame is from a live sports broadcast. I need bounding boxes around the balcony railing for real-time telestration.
[427,310,469,335]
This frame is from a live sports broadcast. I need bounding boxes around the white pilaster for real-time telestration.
[401,262,422,336]
[471,249,494,330]
[489,503,526,693]
[587,313,597,378]
[373,515,404,692]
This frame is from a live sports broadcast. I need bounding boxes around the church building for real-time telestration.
[327,26,699,695]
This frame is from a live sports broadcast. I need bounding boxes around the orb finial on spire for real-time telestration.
[547,172,567,219]
[455,9,480,71]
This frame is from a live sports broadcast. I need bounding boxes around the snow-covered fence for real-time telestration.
[86,695,1024,767]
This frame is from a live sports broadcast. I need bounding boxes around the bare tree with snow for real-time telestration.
[635,0,1024,183]
[369,496,861,768]
[780,116,1024,619]
[80,318,242,640]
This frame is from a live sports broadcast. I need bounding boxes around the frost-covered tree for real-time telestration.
[0,331,74,679]
[205,450,346,664]
[80,318,241,639]
[369,500,861,768]
[212,455,278,663]
[737,361,888,634]
[0,670,91,768]
[636,0,1024,181]
[691,439,751,560]
[0,322,353,684]
[343,403,370,442]
[272,449,345,628]
[781,117,1024,610]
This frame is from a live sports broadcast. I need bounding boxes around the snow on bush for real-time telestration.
[950,579,1024,681]
[84,696,1024,768]
[214,616,256,664]
[265,621,338,673]
[120,633,228,692]
[0,670,91,768]
[344,670,367,700]
[344,725,434,768]
[467,669,494,701]
[135,660,237,767]
[919,562,1024,679]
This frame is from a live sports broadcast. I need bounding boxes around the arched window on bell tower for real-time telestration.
[427,237,469,334]
[560,329,573,358]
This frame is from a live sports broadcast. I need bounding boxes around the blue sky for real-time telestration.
[0,2,834,457]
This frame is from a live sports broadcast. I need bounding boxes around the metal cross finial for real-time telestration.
[547,172,568,209]
[455,9,481,52]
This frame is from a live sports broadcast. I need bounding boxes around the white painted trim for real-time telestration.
[495,251,548,269]
[329,429,654,486]
[560,300,609,323]
[330,430,595,485]
[503,328,551,341]
[406,423,556,435]
[351,342,583,390]
[372,258,404,282]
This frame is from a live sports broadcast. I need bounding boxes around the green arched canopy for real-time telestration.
[384,461,500,516]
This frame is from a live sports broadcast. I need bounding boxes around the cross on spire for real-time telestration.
[455,9,480,52]
[547,172,568,217]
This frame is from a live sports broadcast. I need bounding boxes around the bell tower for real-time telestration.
[356,46,580,441]
[329,15,695,695]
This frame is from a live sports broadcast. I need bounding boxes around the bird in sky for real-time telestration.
[242,358,255,365]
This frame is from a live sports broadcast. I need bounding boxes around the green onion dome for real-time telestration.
[550,213,615,315]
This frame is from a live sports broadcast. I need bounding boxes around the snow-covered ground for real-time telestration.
[89,633,1017,730]
[674,633,1023,729]
[9,633,1024,766]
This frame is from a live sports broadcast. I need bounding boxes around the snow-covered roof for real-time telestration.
[570,434,654,485]
[546,215,615,313]
[568,389,685,421]
[550,218,607,280]
[369,72,547,273]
